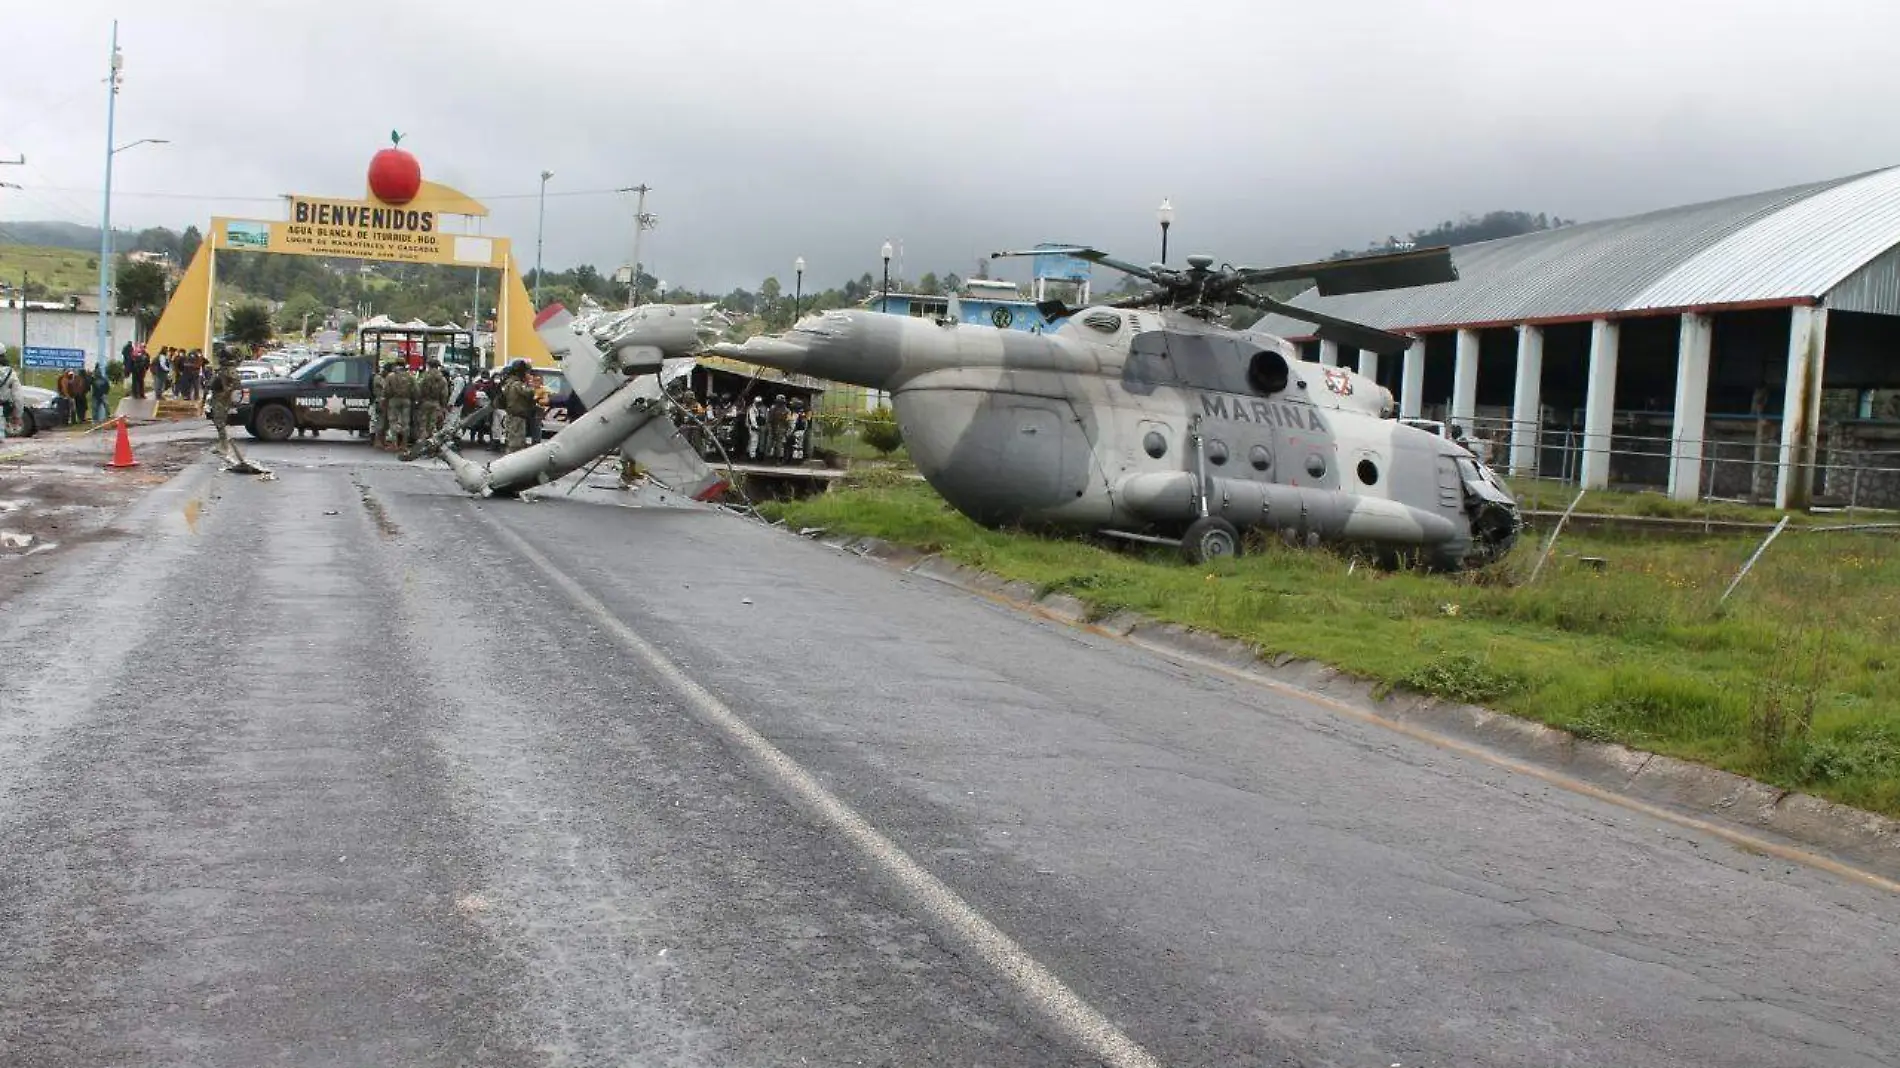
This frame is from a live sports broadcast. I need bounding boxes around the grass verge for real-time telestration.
[764,475,1900,817]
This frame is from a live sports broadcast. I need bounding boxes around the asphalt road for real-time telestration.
[2,437,1897,1068]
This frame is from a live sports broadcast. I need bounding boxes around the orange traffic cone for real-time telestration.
[105,418,139,469]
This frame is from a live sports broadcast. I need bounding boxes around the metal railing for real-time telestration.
[1412,408,1900,511]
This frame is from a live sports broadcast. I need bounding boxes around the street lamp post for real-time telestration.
[793,256,805,323]
[534,169,553,308]
[1157,198,1174,266]
[880,240,893,311]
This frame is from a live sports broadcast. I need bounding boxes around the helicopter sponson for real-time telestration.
[716,306,1519,570]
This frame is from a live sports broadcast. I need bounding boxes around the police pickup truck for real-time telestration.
[227,353,376,440]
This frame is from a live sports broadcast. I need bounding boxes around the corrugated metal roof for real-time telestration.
[1827,243,1900,316]
[1254,165,1900,339]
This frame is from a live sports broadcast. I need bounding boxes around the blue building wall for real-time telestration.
[866,294,1061,333]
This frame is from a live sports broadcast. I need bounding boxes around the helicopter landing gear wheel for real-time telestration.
[1180,516,1240,565]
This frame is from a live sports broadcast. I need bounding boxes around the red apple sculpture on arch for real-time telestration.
[368,130,422,206]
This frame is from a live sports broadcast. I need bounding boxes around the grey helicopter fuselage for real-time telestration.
[716,306,1519,569]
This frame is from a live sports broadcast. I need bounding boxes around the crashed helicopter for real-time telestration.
[405,300,728,500]
[715,244,1521,569]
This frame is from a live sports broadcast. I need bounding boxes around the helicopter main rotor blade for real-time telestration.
[1241,290,1415,355]
[1232,245,1458,297]
[990,246,1161,284]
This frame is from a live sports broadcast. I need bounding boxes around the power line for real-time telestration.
[23,184,633,203]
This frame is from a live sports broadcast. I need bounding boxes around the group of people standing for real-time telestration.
[53,364,113,425]
[119,341,209,402]
[367,359,455,452]
[676,391,813,466]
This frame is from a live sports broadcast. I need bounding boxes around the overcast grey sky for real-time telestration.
[3,0,1897,295]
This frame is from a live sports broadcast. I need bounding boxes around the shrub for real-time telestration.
[1397,651,1521,704]
[860,406,903,457]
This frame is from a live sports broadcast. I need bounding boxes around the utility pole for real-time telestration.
[617,183,654,308]
[95,20,121,372]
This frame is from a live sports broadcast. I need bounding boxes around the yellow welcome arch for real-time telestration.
[148,178,550,365]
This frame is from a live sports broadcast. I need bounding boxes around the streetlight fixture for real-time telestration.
[96,96,166,366]
[880,240,893,311]
[793,256,805,322]
[1157,198,1174,265]
[534,169,553,308]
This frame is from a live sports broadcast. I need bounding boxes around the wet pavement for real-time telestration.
[1,435,1897,1068]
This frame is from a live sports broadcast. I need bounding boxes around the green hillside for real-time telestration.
[0,244,104,298]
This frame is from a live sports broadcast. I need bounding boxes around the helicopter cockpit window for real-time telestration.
[1245,349,1290,395]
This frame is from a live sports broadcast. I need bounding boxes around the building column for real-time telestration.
[1668,313,1714,502]
[1400,335,1426,419]
[1318,339,1339,367]
[1776,304,1829,510]
[1508,324,1543,477]
[1579,319,1619,490]
[1451,328,1480,430]
[1357,348,1379,385]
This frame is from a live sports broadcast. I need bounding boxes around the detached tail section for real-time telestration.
[620,415,728,501]
[429,302,727,500]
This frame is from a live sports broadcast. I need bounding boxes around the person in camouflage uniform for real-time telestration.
[206,346,242,453]
[499,359,536,453]
[417,359,450,439]
[384,361,417,452]
[369,362,387,446]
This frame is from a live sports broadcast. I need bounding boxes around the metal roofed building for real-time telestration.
[1254,165,1900,508]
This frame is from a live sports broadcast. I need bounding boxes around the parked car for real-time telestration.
[9,385,71,437]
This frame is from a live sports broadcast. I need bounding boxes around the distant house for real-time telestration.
[866,250,1095,334]
[126,250,173,268]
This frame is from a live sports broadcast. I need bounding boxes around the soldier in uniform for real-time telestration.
[498,359,536,453]
[206,346,242,453]
[766,394,791,464]
[384,361,417,452]
[789,398,808,463]
[369,362,388,446]
[744,396,764,460]
[417,359,450,439]
[0,351,20,440]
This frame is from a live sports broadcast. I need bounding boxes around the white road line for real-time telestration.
[481,513,1164,1068]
